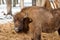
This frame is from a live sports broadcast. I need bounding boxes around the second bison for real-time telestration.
[13,6,60,40]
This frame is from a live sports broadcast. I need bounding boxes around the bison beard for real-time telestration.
[14,6,60,40]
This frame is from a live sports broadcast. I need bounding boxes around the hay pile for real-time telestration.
[0,22,60,40]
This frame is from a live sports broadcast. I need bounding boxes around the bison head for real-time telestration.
[13,12,32,33]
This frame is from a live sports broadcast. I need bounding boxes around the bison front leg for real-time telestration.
[33,26,41,40]
[58,28,60,35]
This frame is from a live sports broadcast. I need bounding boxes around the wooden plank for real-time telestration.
[32,0,36,6]
[20,0,24,9]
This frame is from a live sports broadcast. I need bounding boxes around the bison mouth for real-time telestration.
[14,25,29,33]
[14,26,24,33]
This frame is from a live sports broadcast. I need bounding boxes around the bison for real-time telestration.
[13,6,60,40]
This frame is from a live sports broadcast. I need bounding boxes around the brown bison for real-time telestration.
[13,6,60,40]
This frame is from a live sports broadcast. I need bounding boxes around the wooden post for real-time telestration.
[0,0,1,4]
[2,0,4,4]
[16,0,18,4]
[6,0,12,15]
[36,0,40,6]
[20,0,24,9]
[13,0,16,7]
[36,0,46,7]
[32,0,36,6]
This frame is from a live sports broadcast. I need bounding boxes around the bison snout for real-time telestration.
[14,27,23,33]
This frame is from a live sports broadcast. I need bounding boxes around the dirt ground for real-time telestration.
[0,22,60,40]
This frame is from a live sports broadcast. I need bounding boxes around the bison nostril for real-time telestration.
[14,27,23,33]
[14,27,20,33]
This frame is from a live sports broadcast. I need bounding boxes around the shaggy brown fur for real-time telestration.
[13,6,60,40]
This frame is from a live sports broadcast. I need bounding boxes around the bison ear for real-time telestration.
[23,13,32,23]
[23,17,32,24]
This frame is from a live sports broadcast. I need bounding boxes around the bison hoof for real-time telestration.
[58,28,60,35]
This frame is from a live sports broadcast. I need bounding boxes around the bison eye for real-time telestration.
[19,19,23,23]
